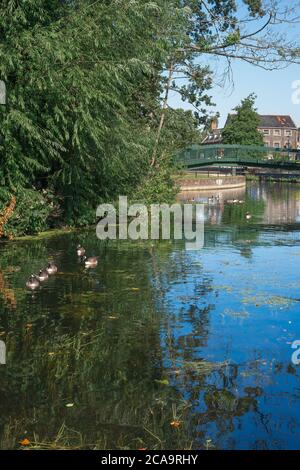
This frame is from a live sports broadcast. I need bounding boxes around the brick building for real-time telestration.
[202,115,298,149]
[258,115,298,149]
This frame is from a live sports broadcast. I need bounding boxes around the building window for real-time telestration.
[274,142,280,148]
[265,142,270,147]
[263,129,270,135]
[274,129,281,136]
[285,130,292,136]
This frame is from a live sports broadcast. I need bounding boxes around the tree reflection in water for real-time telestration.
[0,181,299,449]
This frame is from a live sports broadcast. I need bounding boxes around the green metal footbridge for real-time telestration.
[175,144,300,170]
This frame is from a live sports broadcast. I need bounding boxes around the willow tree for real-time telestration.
[0,0,172,232]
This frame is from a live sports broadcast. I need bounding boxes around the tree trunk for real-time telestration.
[150,62,174,167]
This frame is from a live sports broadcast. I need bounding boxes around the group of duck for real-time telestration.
[25,262,58,290]
[25,244,98,290]
[227,199,245,204]
[227,199,252,220]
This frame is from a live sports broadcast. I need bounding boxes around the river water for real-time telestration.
[0,181,300,450]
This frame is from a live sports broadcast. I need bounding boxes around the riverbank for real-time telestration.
[0,227,89,243]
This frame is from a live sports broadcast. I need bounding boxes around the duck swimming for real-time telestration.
[46,262,58,274]
[37,269,49,281]
[77,245,86,257]
[26,275,39,290]
[83,256,98,268]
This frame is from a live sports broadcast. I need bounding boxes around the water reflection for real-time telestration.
[0,182,299,449]
[179,181,300,226]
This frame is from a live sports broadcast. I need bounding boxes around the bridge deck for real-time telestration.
[175,144,300,170]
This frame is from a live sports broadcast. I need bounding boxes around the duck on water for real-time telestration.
[77,245,86,257]
[26,275,40,290]
[83,256,98,268]
[37,269,49,282]
[46,262,58,274]
[26,262,58,289]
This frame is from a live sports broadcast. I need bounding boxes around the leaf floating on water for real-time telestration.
[181,360,229,375]
[66,403,74,408]
[154,379,169,386]
[108,316,118,320]
[170,420,181,428]
[20,438,30,446]
[213,284,233,293]
[131,288,140,292]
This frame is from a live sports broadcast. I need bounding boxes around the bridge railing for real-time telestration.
[175,144,300,168]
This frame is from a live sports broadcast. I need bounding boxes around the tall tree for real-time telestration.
[0,0,172,231]
[222,94,264,145]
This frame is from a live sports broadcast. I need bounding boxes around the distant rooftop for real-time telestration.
[258,115,297,129]
[202,129,222,145]
[202,113,298,145]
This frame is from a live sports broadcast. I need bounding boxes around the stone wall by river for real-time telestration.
[178,175,246,191]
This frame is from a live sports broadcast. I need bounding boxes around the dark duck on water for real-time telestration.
[37,269,49,281]
[83,256,98,268]
[26,275,40,290]
[46,262,58,274]
[77,245,86,257]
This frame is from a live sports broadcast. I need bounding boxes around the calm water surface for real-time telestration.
[0,181,300,450]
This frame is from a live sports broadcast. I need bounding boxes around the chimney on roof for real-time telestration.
[210,118,218,131]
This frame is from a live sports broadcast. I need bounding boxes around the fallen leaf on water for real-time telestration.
[108,316,118,320]
[131,288,140,291]
[155,379,169,386]
[20,438,30,446]
[170,420,181,428]
[26,323,33,329]
[66,403,74,407]
[48,352,55,356]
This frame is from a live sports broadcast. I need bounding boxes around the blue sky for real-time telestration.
[169,61,300,128]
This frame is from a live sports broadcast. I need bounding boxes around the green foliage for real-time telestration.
[0,0,298,237]
[134,155,179,205]
[3,189,51,236]
[222,94,264,146]
[159,109,203,151]
[0,0,174,235]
